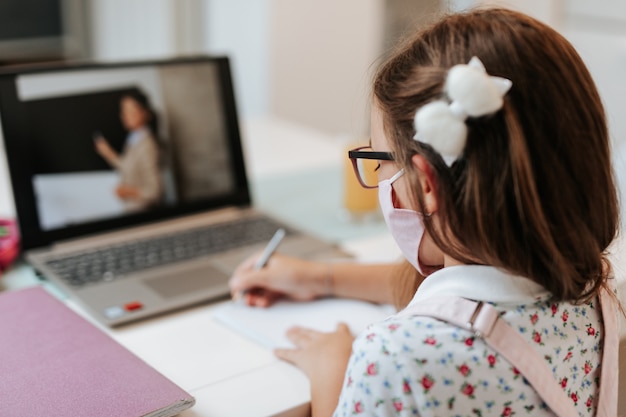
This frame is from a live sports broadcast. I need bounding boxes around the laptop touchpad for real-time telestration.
[145,265,228,299]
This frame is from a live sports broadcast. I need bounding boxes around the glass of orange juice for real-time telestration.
[342,143,379,221]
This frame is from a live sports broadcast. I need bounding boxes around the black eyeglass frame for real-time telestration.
[348,145,395,189]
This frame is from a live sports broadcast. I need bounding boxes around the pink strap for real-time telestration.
[397,291,617,417]
[595,286,618,417]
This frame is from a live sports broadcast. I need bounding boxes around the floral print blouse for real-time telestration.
[333,265,605,417]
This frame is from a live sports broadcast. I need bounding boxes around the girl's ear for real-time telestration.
[411,154,438,215]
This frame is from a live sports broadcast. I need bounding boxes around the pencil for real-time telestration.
[234,228,286,302]
[253,228,286,270]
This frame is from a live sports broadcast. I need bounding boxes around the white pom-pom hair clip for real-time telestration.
[413,56,512,166]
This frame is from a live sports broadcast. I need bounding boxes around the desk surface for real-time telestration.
[0,117,401,417]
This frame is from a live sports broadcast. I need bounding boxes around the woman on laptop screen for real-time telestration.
[94,90,163,212]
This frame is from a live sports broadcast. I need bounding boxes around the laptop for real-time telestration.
[0,56,347,327]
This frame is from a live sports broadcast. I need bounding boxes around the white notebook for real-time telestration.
[214,298,396,349]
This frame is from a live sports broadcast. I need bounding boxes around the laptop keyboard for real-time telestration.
[44,217,292,287]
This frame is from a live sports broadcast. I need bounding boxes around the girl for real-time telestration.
[229,8,620,416]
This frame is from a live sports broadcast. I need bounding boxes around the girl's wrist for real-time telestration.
[311,262,334,298]
[324,263,334,297]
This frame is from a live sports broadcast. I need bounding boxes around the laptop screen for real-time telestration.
[0,56,250,250]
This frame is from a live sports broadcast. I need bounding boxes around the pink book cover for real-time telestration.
[0,286,195,417]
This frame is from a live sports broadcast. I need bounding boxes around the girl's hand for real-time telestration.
[275,323,354,417]
[229,253,329,307]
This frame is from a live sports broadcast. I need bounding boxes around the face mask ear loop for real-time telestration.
[389,168,405,184]
[397,166,433,217]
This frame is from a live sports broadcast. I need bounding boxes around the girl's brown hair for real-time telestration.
[375,8,619,304]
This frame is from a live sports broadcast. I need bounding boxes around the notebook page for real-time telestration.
[213,298,396,349]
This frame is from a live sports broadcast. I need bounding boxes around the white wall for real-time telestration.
[89,0,179,60]
[268,0,385,139]
[452,0,565,25]
[207,0,388,137]
[87,0,626,150]
[203,0,270,119]
[562,2,626,148]
[85,0,425,138]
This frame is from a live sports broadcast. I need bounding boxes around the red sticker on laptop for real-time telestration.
[124,301,144,312]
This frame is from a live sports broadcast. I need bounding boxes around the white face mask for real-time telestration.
[378,169,430,276]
